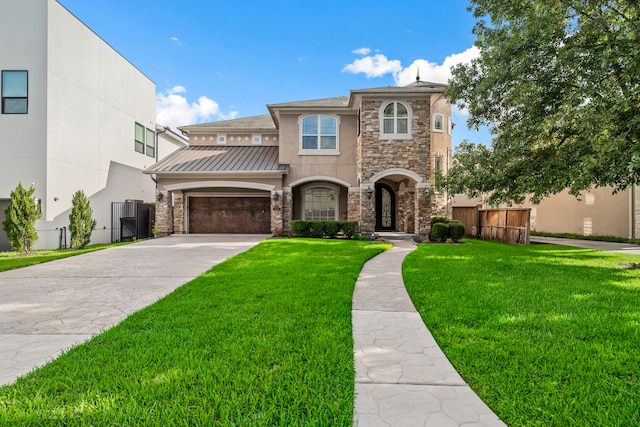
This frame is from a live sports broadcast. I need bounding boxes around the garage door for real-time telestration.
[188,197,271,234]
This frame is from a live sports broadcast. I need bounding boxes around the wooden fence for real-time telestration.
[452,206,531,245]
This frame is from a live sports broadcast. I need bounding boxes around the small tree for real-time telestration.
[69,190,96,249]
[2,182,41,254]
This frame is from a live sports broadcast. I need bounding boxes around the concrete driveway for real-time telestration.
[0,234,267,386]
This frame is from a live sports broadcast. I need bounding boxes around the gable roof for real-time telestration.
[144,145,287,175]
[178,114,276,133]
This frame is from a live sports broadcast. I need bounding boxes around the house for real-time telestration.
[0,0,180,251]
[452,185,640,239]
[145,80,453,237]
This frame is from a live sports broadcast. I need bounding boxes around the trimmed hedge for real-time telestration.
[290,221,359,239]
[431,222,449,243]
[429,216,465,242]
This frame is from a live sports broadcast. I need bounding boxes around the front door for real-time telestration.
[375,183,395,231]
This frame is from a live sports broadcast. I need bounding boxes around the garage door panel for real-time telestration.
[189,197,271,234]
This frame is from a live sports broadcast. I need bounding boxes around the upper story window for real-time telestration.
[135,122,155,155]
[300,115,339,154]
[433,113,444,132]
[135,123,145,153]
[146,128,155,158]
[380,101,411,139]
[2,70,28,114]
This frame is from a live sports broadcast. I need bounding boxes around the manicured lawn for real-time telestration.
[0,239,389,426]
[0,242,132,272]
[403,240,640,427]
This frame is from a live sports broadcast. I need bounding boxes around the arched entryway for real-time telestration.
[375,183,396,231]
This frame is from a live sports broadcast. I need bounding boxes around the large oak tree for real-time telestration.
[444,0,639,203]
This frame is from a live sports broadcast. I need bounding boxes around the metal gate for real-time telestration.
[111,200,151,243]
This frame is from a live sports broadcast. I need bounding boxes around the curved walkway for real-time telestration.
[0,235,267,386]
[353,240,506,426]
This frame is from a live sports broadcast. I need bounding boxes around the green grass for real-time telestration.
[0,238,390,426]
[403,240,640,427]
[0,242,132,272]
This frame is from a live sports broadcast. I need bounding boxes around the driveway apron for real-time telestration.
[0,234,267,386]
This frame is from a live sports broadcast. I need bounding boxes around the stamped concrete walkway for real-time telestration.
[353,240,506,427]
[0,234,267,386]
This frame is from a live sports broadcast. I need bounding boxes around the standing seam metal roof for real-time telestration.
[144,146,284,174]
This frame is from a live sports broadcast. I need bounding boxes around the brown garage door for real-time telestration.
[189,197,271,234]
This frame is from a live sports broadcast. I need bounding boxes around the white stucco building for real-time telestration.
[0,0,179,250]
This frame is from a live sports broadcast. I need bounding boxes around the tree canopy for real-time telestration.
[443,0,640,204]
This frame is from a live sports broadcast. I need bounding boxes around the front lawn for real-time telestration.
[0,242,132,272]
[403,240,640,426]
[0,239,389,426]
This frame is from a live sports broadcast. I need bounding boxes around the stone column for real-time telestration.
[282,187,293,233]
[271,190,283,236]
[155,190,173,236]
[347,187,361,224]
[172,191,185,234]
[415,184,431,237]
[360,184,376,234]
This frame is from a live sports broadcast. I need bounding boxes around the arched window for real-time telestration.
[380,101,411,139]
[433,113,444,132]
[300,115,338,152]
[303,185,337,221]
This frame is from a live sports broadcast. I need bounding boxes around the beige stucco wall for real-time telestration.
[187,132,279,147]
[523,187,632,238]
[278,113,358,188]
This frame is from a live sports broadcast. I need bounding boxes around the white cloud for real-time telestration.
[342,46,480,85]
[170,36,180,45]
[156,86,238,130]
[352,47,371,55]
[394,46,480,86]
[342,53,402,78]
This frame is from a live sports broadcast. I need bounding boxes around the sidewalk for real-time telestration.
[352,240,506,426]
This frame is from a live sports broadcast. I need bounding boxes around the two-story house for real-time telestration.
[0,0,179,251]
[146,79,452,237]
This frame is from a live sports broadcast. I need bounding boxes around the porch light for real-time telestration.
[365,188,373,199]
[272,190,280,201]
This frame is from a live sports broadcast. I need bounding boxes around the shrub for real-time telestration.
[449,220,465,242]
[2,182,41,254]
[430,216,449,225]
[324,221,340,238]
[340,221,358,238]
[69,190,96,249]
[291,221,311,237]
[309,222,325,238]
[431,222,449,243]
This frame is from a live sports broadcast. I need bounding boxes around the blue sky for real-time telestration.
[57,0,491,148]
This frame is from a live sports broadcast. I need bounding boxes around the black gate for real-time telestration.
[111,200,151,243]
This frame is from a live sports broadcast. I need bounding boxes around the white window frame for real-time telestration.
[217,134,226,145]
[379,101,412,139]
[299,114,340,155]
[252,134,262,145]
[302,183,339,221]
[433,113,444,132]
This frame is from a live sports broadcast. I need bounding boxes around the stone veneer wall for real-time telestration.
[173,192,185,233]
[347,188,361,226]
[358,98,433,235]
[271,191,283,235]
[282,188,293,233]
[155,190,173,235]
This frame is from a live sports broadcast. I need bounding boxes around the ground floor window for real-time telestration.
[303,186,337,221]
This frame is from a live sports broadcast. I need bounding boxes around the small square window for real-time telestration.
[252,134,262,145]
[217,134,226,145]
[2,70,28,114]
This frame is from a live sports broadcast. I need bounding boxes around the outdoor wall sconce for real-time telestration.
[157,192,164,201]
[365,188,373,199]
[272,190,280,201]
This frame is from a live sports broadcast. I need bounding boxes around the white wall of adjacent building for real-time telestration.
[0,0,159,250]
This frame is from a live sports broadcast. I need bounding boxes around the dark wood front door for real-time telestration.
[188,197,271,234]
[375,184,395,231]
